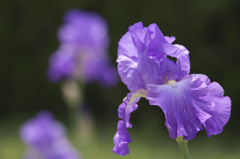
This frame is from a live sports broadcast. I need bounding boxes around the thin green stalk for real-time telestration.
[176,136,191,159]
[61,80,82,136]
[69,105,78,133]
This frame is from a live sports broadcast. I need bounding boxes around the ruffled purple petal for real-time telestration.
[147,23,170,55]
[147,23,190,76]
[162,43,190,77]
[129,22,151,51]
[147,75,210,140]
[117,30,145,90]
[117,92,140,128]
[113,92,140,155]
[117,23,147,91]
[117,22,163,90]
[130,22,162,86]
[202,82,231,137]
[117,22,191,91]
[113,121,130,156]
[146,24,190,82]
[117,54,145,91]
[147,74,231,140]
[125,93,140,128]
[118,31,138,57]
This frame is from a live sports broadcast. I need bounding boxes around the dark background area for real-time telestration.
[0,0,240,137]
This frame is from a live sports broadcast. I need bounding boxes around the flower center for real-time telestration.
[167,80,177,85]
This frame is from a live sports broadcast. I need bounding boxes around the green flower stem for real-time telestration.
[69,105,78,133]
[176,136,191,159]
[61,80,83,133]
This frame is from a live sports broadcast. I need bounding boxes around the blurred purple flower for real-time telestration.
[48,9,118,86]
[20,111,81,159]
[113,22,231,156]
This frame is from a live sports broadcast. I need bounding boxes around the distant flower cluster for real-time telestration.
[48,9,118,86]
[113,22,231,156]
[20,112,81,159]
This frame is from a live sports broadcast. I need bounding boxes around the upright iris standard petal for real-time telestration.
[147,23,190,77]
[117,27,145,91]
[117,22,163,91]
[169,44,190,78]
[117,22,190,91]
[129,23,162,86]
[20,111,81,159]
[48,9,118,86]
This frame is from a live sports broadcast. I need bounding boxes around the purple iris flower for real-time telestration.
[20,111,81,159]
[113,22,231,156]
[48,9,118,86]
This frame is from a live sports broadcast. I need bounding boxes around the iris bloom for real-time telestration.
[113,22,231,156]
[48,9,118,86]
[20,112,81,159]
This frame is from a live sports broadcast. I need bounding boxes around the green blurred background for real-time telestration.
[0,0,240,158]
